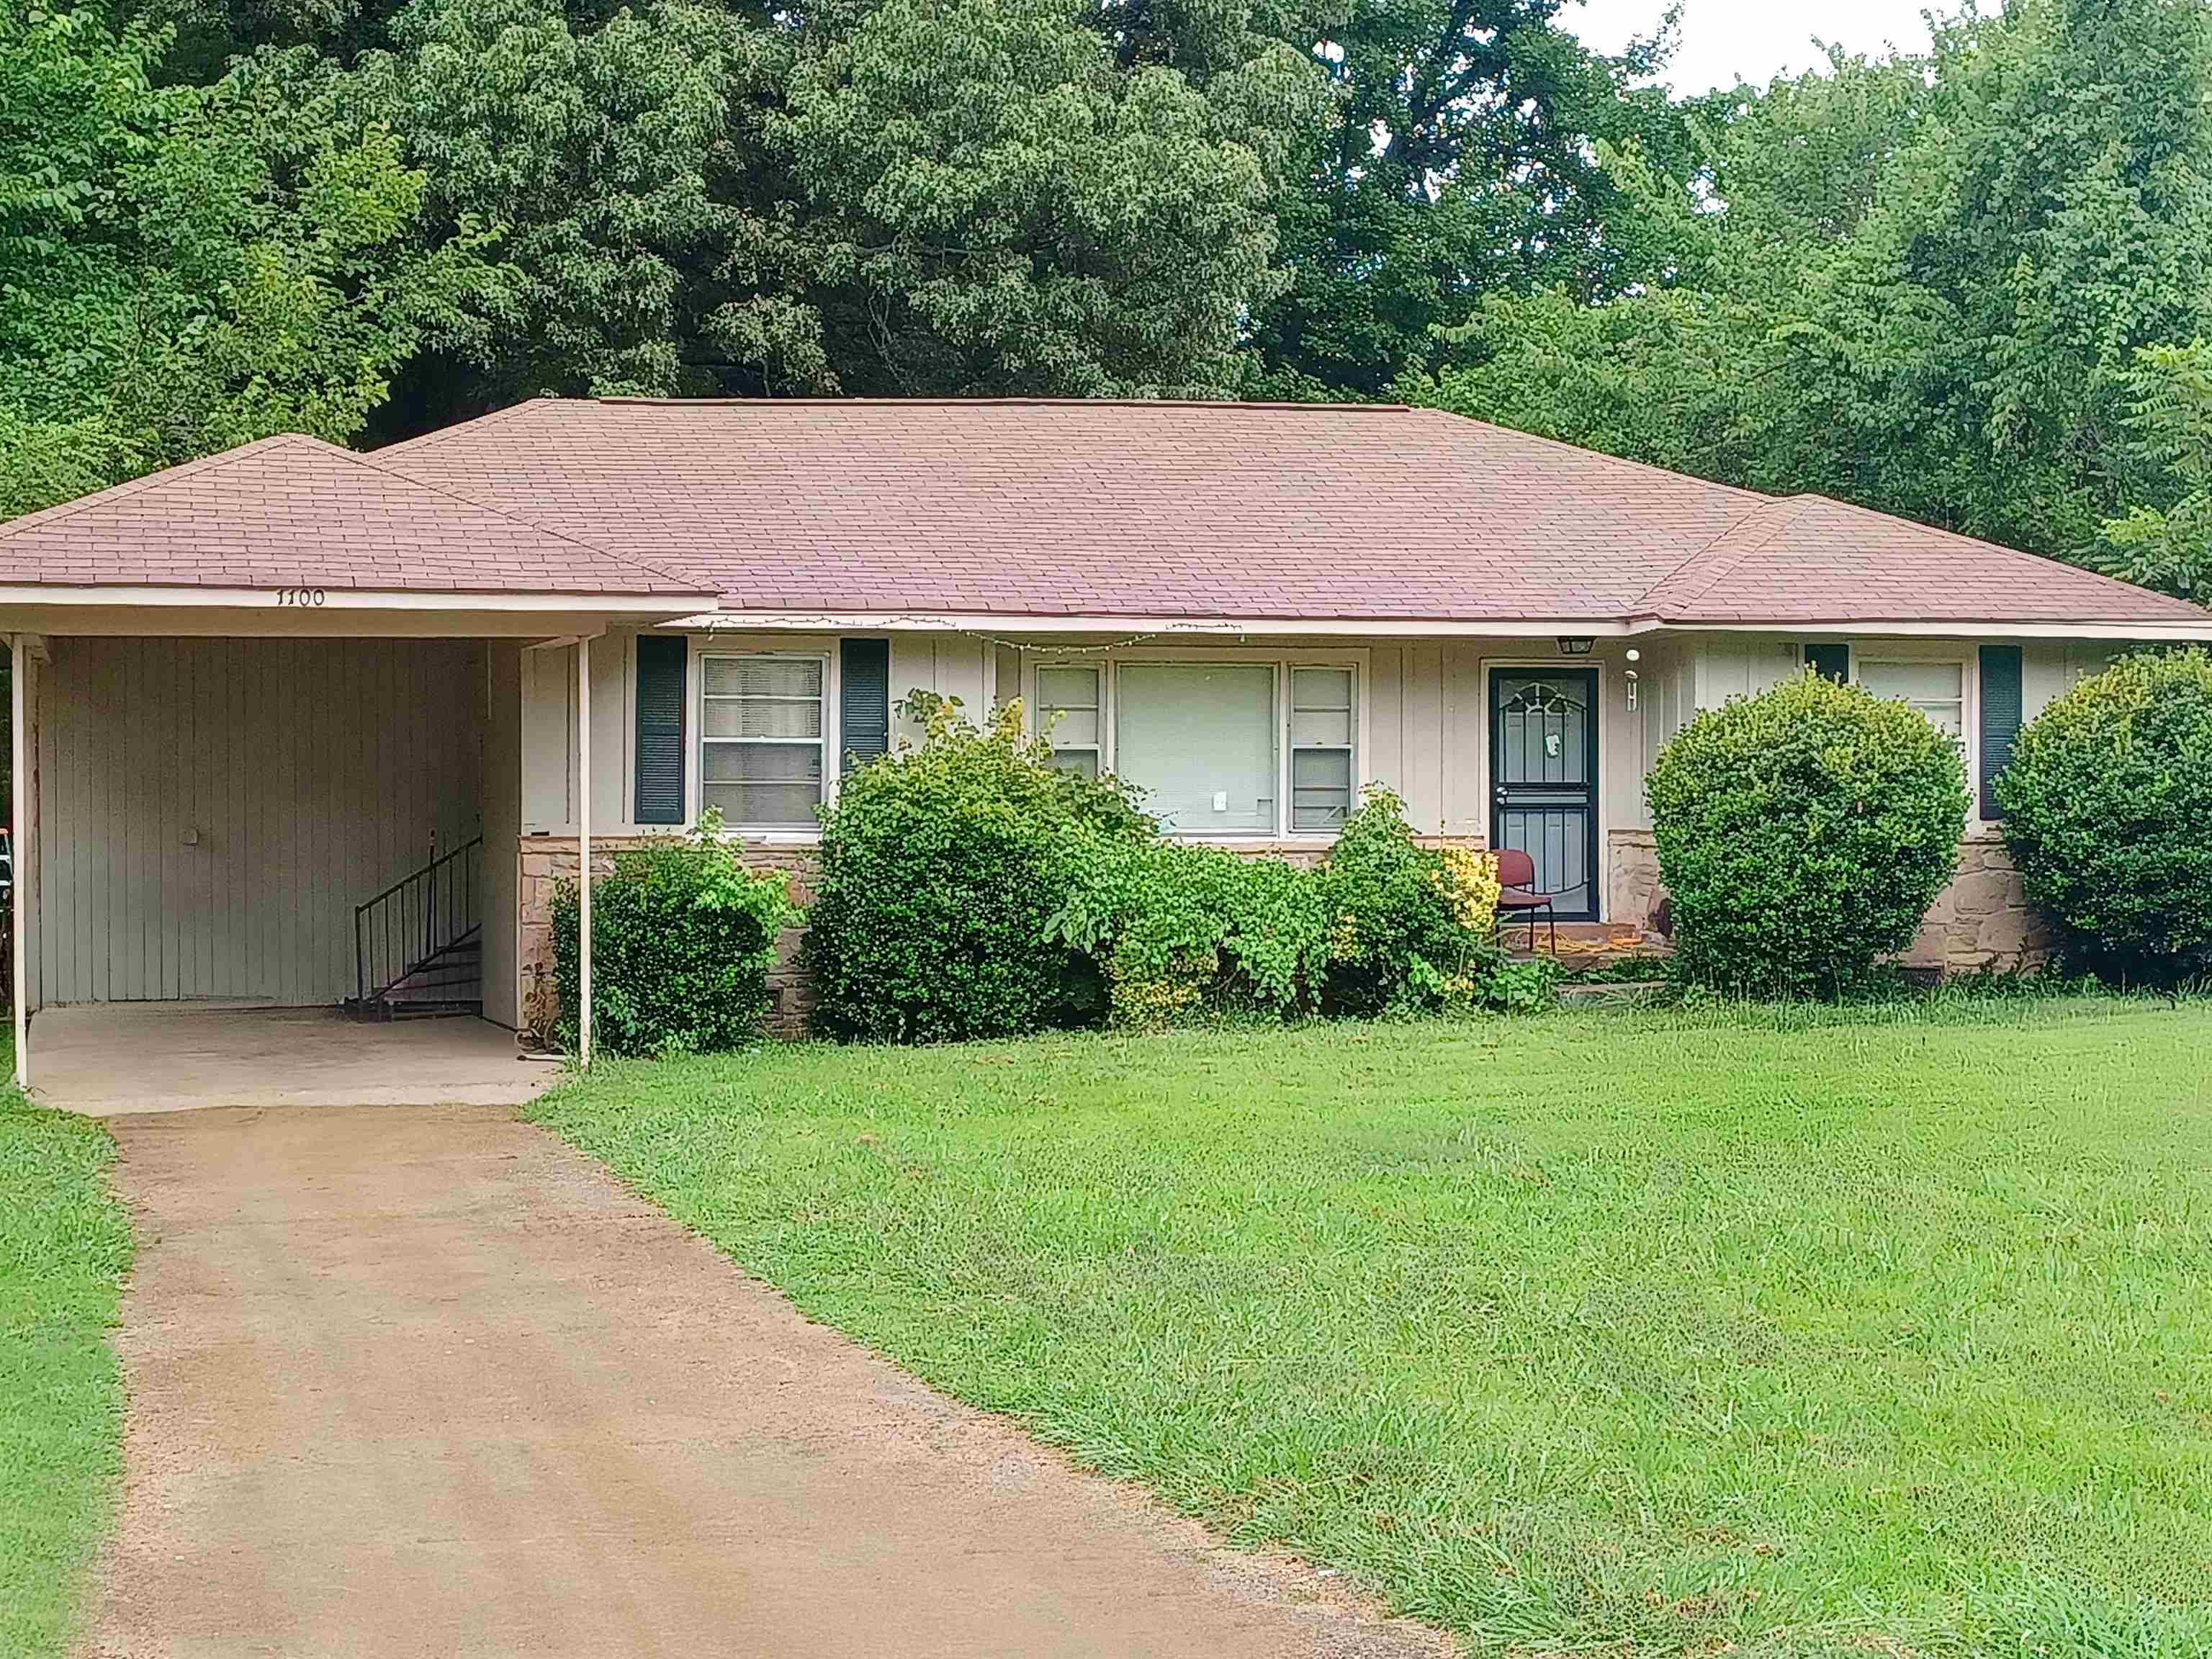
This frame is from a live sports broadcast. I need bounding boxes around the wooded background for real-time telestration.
[5,0,2210,600]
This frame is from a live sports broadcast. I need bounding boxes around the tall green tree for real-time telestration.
[2095,340,2212,603]
[1411,0,2212,588]
[780,0,1318,395]
[346,0,822,401]
[342,0,1322,405]
[1251,0,1691,397]
[0,1,494,518]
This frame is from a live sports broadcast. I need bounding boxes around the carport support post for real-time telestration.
[577,639,591,1070]
[10,632,24,1088]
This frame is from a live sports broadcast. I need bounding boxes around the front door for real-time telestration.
[1489,669,1599,921]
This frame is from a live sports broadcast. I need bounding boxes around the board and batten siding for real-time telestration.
[515,630,1648,842]
[32,636,487,1007]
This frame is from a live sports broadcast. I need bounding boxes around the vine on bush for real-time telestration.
[1044,788,1526,1028]
[806,700,1544,1039]
[1647,671,1968,998]
[1319,791,1511,1017]
[1043,836,1334,1025]
[1997,647,2212,984]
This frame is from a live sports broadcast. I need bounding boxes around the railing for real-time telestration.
[355,834,484,1006]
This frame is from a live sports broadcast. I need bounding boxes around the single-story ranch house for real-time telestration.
[4,397,2208,1074]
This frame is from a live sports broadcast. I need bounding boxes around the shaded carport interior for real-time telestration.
[0,431,717,1107]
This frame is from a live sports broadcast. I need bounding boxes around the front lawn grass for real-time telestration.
[533,997,2212,1658]
[0,1069,130,1657]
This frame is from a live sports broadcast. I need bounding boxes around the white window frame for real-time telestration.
[1287,662,1360,835]
[1845,644,1983,827]
[1852,648,1974,757]
[1022,647,1367,842]
[691,640,840,842]
[1033,662,1105,778]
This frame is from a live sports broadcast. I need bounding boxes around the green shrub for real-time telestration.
[1647,671,1969,998]
[1318,791,1513,1016]
[1996,647,2212,984]
[804,695,1152,1042]
[553,811,796,1056]
[1044,791,1529,1026]
[1044,835,1332,1026]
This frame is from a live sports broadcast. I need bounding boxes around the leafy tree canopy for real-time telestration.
[0,1,494,517]
[6,0,2212,616]
[1409,0,2212,593]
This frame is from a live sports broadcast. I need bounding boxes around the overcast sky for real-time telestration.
[1565,0,1955,94]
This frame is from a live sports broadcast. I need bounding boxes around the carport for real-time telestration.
[0,432,717,1107]
[30,1004,556,1115]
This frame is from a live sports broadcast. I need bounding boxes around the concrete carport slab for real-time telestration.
[30,1004,558,1114]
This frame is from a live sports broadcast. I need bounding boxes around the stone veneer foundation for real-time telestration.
[516,830,2051,1040]
[516,836,821,1039]
[1605,828,2055,976]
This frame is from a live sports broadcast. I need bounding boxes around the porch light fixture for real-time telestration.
[1555,637,1594,657]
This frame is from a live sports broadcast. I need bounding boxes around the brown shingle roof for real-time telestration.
[1636,494,2211,627]
[385,398,2210,629]
[4,399,2207,631]
[385,398,1771,620]
[0,433,713,597]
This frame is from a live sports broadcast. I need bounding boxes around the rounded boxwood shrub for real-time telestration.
[803,695,1151,1042]
[1995,647,2212,984]
[1647,671,1969,997]
[553,812,797,1056]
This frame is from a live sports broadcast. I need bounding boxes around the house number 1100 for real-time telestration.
[275,588,327,606]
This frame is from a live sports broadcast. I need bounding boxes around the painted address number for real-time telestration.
[274,588,328,607]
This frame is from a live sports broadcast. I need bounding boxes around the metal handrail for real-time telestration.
[355,834,485,1005]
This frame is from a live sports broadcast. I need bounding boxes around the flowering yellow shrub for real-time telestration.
[1430,845,1501,935]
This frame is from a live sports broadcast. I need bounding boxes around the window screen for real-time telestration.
[1114,663,1276,833]
[701,655,825,828]
[1289,667,1354,831]
[1036,665,1102,778]
[1804,642,1850,683]
[1858,660,1964,738]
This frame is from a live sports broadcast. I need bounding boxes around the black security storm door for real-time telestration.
[1489,669,1600,922]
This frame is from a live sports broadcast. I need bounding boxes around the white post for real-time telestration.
[577,638,591,1069]
[11,633,26,1089]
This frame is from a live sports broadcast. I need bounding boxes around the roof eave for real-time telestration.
[0,583,716,613]
[676,606,2212,641]
[1636,613,2212,641]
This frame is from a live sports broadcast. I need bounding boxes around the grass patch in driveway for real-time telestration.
[532,997,2212,1658]
[0,1073,132,1657]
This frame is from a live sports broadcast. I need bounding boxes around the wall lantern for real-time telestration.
[1555,637,1595,657]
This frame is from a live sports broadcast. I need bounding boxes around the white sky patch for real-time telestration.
[1565,0,1963,94]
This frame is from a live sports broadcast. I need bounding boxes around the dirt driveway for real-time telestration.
[89,1104,1453,1658]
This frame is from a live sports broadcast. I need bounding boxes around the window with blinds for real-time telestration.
[1115,663,1279,835]
[701,655,827,829]
[1858,659,1965,739]
[1036,666,1102,777]
[1288,667,1355,830]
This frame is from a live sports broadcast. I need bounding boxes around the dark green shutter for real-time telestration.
[1804,642,1850,683]
[1979,643,2023,819]
[633,634,686,824]
[840,638,890,773]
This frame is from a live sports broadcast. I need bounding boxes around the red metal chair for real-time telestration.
[1493,847,1557,954]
